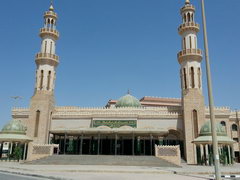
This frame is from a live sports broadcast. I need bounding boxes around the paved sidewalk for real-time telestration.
[0,162,239,180]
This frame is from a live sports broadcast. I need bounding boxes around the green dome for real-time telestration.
[116,94,141,108]
[2,120,27,135]
[200,121,227,137]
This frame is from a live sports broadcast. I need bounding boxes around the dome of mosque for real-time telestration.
[116,93,141,108]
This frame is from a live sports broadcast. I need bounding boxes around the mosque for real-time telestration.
[0,0,239,165]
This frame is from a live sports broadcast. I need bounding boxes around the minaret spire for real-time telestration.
[35,4,59,93]
[185,0,190,4]
[49,0,54,11]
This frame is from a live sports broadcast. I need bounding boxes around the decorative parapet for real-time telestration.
[177,49,202,64]
[39,28,59,40]
[44,11,58,19]
[12,107,30,118]
[205,106,231,118]
[229,110,240,119]
[35,52,59,66]
[178,22,200,35]
[53,106,181,119]
[155,145,181,166]
[180,4,195,14]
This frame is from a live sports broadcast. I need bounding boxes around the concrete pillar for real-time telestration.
[80,134,83,155]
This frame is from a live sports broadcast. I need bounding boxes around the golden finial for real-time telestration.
[185,0,190,4]
[49,0,54,11]
[127,89,131,95]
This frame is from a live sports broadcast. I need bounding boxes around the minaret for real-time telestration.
[178,0,205,164]
[27,3,59,144]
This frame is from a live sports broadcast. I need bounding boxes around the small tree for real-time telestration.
[13,146,22,161]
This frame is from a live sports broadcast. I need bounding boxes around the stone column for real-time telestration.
[227,145,231,164]
[23,143,27,160]
[231,145,235,164]
[132,133,135,156]
[200,144,204,164]
[150,134,153,156]
[64,133,67,154]
[9,142,13,155]
[121,137,124,155]
[98,134,100,155]
[143,138,146,155]
[115,134,118,155]
[205,144,209,165]
[80,134,83,155]
[137,136,141,155]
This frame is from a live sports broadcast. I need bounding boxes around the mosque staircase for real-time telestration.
[26,155,179,167]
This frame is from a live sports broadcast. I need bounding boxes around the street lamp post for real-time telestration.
[200,0,221,179]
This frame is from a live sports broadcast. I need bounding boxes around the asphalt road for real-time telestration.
[0,172,50,180]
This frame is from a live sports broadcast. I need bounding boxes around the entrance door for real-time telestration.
[123,140,132,155]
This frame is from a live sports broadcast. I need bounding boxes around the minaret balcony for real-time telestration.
[177,49,202,64]
[178,22,200,35]
[35,53,59,66]
[180,4,195,14]
[44,11,58,19]
[40,28,59,40]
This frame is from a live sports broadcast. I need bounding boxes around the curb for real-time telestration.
[0,169,69,180]
[212,174,240,178]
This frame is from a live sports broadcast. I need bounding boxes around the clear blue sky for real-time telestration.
[0,0,239,128]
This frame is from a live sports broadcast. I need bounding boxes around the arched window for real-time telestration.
[184,14,187,23]
[34,110,40,137]
[198,68,201,88]
[232,124,238,131]
[183,68,187,89]
[191,14,194,22]
[40,70,44,90]
[47,71,51,90]
[193,110,198,138]
[190,67,195,88]
[220,121,226,126]
[187,13,191,22]
[221,121,227,131]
